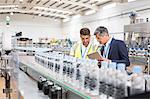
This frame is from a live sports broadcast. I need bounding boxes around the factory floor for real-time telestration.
[18,69,49,99]
[0,77,6,99]
[0,69,49,99]
[0,75,23,99]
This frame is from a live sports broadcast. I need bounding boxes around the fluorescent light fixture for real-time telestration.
[6,25,10,28]
[32,11,68,18]
[38,13,42,16]
[10,12,14,15]
[128,0,136,2]
[14,7,18,10]
[19,0,23,2]
[54,19,58,21]
[34,6,72,14]
[72,14,81,19]
[103,3,116,10]
[6,16,10,22]
[63,18,70,22]
[0,5,18,8]
[85,10,96,15]
[59,0,63,4]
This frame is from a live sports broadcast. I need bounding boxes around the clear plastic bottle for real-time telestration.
[115,63,128,99]
[106,62,117,99]
[75,59,82,89]
[69,57,76,85]
[79,64,86,90]
[84,60,90,93]
[72,59,77,86]
[63,55,70,82]
[89,60,99,96]
[144,74,150,92]
[58,54,64,81]
[108,62,117,84]
[44,55,48,68]
[99,61,108,99]
[130,66,145,95]
[62,60,67,82]
[55,54,63,80]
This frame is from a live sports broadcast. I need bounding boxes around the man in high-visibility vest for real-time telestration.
[70,28,99,59]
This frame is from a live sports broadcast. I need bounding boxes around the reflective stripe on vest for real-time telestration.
[74,44,98,59]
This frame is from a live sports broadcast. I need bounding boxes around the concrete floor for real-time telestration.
[18,70,49,99]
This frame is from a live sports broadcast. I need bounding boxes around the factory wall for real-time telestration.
[62,0,150,42]
[1,0,150,49]
[0,14,62,49]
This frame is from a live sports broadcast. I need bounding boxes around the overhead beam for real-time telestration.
[0,3,78,14]
[51,0,99,10]
[0,9,69,18]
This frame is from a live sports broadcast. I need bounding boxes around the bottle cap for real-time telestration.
[132,66,142,74]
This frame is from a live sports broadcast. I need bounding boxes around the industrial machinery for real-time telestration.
[0,51,20,99]
[124,22,150,74]
[124,22,150,49]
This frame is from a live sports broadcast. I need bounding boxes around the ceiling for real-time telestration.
[0,0,131,20]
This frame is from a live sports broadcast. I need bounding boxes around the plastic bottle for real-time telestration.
[89,60,99,95]
[75,59,82,89]
[144,74,150,92]
[69,57,76,85]
[79,65,86,90]
[115,63,128,99]
[72,60,77,86]
[99,61,108,99]
[106,62,117,99]
[58,54,64,81]
[84,60,90,93]
[130,66,145,95]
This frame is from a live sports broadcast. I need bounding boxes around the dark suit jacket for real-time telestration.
[101,38,130,66]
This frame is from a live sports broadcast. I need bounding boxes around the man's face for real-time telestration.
[80,35,90,47]
[95,33,107,44]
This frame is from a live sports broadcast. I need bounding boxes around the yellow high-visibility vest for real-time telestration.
[70,43,99,59]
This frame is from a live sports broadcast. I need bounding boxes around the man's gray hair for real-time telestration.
[94,26,109,36]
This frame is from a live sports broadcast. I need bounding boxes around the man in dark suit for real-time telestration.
[94,26,130,66]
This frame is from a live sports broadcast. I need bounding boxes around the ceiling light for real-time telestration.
[10,12,14,15]
[0,5,18,8]
[102,3,117,10]
[30,11,68,18]
[59,0,63,3]
[72,14,81,19]
[14,7,18,10]
[19,0,23,2]
[34,6,72,14]
[128,0,136,2]
[91,3,96,6]
[6,16,11,22]
[6,25,10,28]
[54,19,57,21]
[63,18,70,22]
[38,13,42,16]
[85,10,96,15]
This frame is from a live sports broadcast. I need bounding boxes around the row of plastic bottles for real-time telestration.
[35,52,100,96]
[35,52,150,98]
[100,61,150,99]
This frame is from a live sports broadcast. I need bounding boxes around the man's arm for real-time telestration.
[112,41,130,66]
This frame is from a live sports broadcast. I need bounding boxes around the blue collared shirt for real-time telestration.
[103,37,113,58]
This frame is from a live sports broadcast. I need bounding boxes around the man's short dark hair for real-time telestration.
[80,28,90,35]
[94,26,108,36]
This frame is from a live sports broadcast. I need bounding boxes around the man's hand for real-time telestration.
[101,57,111,63]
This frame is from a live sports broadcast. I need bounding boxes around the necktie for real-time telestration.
[101,45,105,56]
